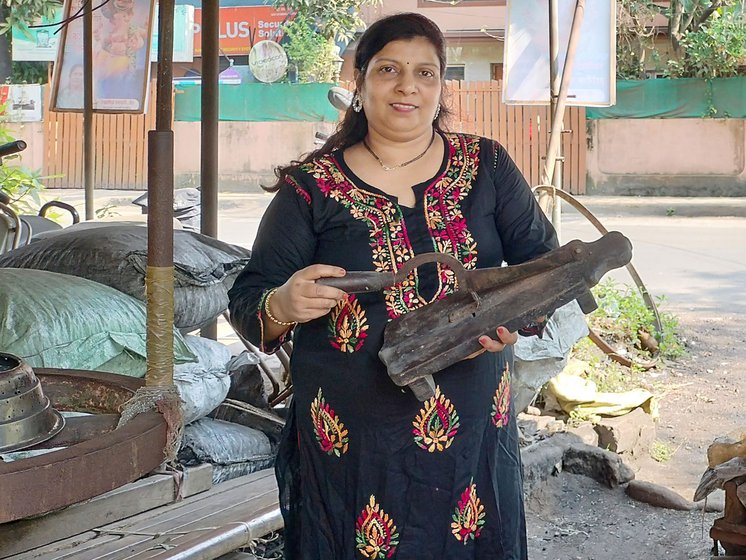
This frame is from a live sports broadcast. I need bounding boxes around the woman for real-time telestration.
[228,12,557,560]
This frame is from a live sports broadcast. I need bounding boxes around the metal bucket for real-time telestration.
[0,353,64,453]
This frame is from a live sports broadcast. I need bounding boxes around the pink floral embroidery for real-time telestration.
[412,386,460,452]
[424,134,480,290]
[492,364,511,428]
[328,295,369,352]
[310,388,349,456]
[285,175,311,206]
[355,495,400,559]
[451,479,486,543]
[302,136,480,318]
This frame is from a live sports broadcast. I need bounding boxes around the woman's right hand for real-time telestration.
[270,264,348,324]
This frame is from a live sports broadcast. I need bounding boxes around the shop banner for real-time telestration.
[193,6,292,56]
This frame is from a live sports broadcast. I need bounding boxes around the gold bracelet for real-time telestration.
[264,288,296,327]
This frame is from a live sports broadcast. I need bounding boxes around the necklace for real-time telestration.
[362,129,436,171]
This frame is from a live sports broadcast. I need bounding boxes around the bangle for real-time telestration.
[264,288,296,327]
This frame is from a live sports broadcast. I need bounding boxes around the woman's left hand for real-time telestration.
[465,326,518,359]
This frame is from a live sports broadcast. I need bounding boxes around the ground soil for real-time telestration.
[525,307,746,559]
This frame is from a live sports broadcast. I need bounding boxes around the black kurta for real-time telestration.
[228,132,558,560]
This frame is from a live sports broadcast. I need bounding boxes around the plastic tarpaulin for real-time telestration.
[174,82,340,122]
[587,77,746,119]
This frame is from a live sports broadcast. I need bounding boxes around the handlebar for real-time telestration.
[0,140,27,159]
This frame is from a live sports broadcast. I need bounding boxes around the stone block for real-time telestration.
[595,407,656,457]
[562,442,635,488]
[567,422,600,447]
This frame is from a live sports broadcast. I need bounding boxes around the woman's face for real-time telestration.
[358,37,442,140]
[70,67,84,89]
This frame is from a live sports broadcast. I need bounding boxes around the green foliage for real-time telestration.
[615,0,746,79]
[666,8,746,78]
[589,278,685,360]
[650,440,674,462]
[0,0,62,36]
[282,14,338,83]
[616,0,661,79]
[11,61,48,84]
[0,107,48,214]
[274,0,380,42]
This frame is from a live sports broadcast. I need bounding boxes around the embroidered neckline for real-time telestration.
[303,133,481,319]
[334,130,452,209]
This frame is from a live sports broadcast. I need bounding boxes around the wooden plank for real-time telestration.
[122,113,132,188]
[0,466,212,559]
[512,105,524,180]
[539,107,549,186]
[57,113,69,189]
[488,81,498,142]
[474,81,485,137]
[577,107,587,194]
[93,114,104,192]
[111,114,122,188]
[523,106,533,186]
[14,470,277,560]
[460,81,470,135]
[561,108,570,192]
[498,84,508,147]
[101,114,112,189]
[73,112,84,189]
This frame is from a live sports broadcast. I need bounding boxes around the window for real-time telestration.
[445,65,465,80]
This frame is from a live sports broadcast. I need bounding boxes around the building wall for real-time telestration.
[6,123,45,172]
[586,118,746,196]
[339,0,505,83]
[363,0,506,34]
[172,120,336,191]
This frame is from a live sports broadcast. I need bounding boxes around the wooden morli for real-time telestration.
[321,232,633,401]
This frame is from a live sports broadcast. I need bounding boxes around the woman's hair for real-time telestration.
[266,12,450,192]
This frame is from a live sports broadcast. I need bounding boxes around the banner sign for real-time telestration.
[503,0,616,107]
[11,8,64,62]
[51,0,156,113]
[0,85,43,122]
[192,6,292,56]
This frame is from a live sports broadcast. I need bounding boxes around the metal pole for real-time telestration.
[199,0,220,340]
[542,0,585,189]
[151,509,282,560]
[83,0,94,220]
[548,0,562,241]
[146,0,175,387]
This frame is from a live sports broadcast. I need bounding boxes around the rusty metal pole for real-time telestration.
[199,0,220,340]
[146,0,175,387]
[83,0,94,220]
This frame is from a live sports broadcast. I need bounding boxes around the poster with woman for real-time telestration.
[51,0,155,112]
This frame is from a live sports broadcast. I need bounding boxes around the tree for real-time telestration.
[616,0,746,78]
[0,0,62,83]
[667,6,746,77]
[274,0,380,43]
[274,0,379,83]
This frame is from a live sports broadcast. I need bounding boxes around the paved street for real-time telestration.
[49,189,746,316]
